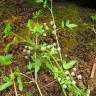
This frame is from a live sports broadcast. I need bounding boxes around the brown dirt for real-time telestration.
[0,0,96,96]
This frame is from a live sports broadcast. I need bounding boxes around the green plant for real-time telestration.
[0,55,23,93]
[0,0,86,96]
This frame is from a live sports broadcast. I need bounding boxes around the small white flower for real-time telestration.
[27,50,31,54]
[63,84,67,89]
[23,49,27,53]
[77,74,82,80]
[53,43,56,46]
[52,30,56,35]
[50,21,54,25]
[72,81,76,85]
[42,30,45,33]
[47,45,51,49]
[73,67,77,72]
[43,23,47,26]
[45,26,49,30]
[28,46,33,50]
[58,77,61,81]
[57,47,61,51]
[43,33,47,36]
[25,56,29,59]
[53,24,56,29]
[41,47,46,51]
[66,76,70,80]
[65,54,68,57]
[25,46,28,49]
[71,72,75,76]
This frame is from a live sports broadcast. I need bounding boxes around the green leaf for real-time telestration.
[26,37,35,47]
[27,61,35,71]
[61,20,65,29]
[3,76,10,82]
[90,15,96,21]
[0,54,13,65]
[43,0,47,8]
[0,81,13,91]
[27,19,33,31]
[14,68,23,91]
[26,91,33,96]
[35,59,41,73]
[35,0,43,3]
[4,23,14,37]
[65,20,77,29]
[63,60,76,69]
[32,23,43,34]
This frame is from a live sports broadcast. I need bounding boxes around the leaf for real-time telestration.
[4,23,14,37]
[63,60,76,69]
[27,61,35,71]
[90,15,96,21]
[0,54,13,65]
[27,19,33,31]
[14,68,23,91]
[43,0,47,8]
[26,37,35,47]
[35,59,41,73]
[65,20,77,29]
[0,81,13,91]
[61,20,65,29]
[35,0,43,3]
[3,76,10,82]
[26,91,33,96]
[32,23,43,34]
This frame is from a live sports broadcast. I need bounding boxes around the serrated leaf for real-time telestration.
[63,60,76,69]
[0,54,13,65]
[0,81,13,91]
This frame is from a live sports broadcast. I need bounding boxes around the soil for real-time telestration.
[0,0,96,96]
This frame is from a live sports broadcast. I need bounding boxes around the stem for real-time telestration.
[35,34,38,81]
[35,81,43,96]
[48,0,62,61]
[9,66,18,96]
